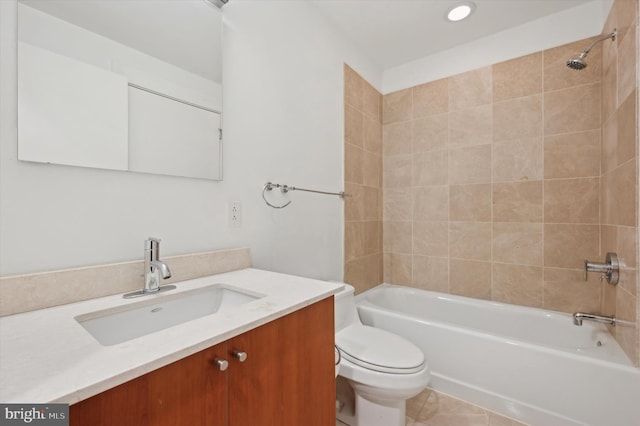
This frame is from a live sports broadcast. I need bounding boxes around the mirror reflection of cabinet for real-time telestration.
[17,0,223,181]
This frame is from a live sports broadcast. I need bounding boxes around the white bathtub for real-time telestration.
[355,284,640,426]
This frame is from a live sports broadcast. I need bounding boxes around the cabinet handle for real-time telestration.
[214,358,229,371]
[232,350,247,362]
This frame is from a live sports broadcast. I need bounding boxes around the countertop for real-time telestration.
[0,268,343,404]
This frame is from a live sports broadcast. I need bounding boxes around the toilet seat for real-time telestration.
[336,325,425,374]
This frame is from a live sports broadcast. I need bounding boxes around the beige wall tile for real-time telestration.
[618,225,637,269]
[449,222,492,261]
[617,23,637,104]
[383,121,413,156]
[345,143,363,184]
[384,253,412,285]
[344,257,365,291]
[602,113,618,174]
[544,83,601,135]
[413,256,449,293]
[450,105,492,147]
[617,286,637,322]
[413,150,448,186]
[449,144,491,184]
[413,186,449,221]
[413,221,449,257]
[601,158,637,226]
[345,221,364,262]
[345,104,363,147]
[601,224,618,255]
[493,52,543,102]
[383,221,412,254]
[493,222,543,266]
[492,137,543,182]
[413,78,449,117]
[383,155,412,188]
[383,88,413,124]
[384,188,413,221]
[492,264,543,307]
[364,220,381,256]
[493,95,543,142]
[450,259,492,300]
[363,186,381,221]
[617,90,637,166]
[449,67,492,111]
[364,114,383,154]
[543,38,602,91]
[450,184,492,222]
[413,113,448,153]
[602,50,618,122]
[363,150,382,188]
[492,181,543,222]
[344,182,363,221]
[363,254,383,289]
[544,178,600,224]
[544,224,599,269]
[544,130,601,179]
[543,267,602,313]
[344,64,363,110]
[362,80,381,121]
[614,0,638,37]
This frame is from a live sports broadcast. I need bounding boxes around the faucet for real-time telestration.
[123,237,175,298]
[144,237,172,292]
[572,312,616,327]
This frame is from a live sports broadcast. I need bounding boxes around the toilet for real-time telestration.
[334,284,430,426]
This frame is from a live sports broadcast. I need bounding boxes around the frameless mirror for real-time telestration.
[17,0,223,180]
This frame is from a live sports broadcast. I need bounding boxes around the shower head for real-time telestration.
[566,53,588,70]
[566,29,617,71]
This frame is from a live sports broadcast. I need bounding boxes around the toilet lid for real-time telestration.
[336,325,425,374]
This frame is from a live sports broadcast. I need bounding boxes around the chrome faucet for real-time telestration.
[144,238,172,292]
[123,237,175,298]
[572,312,616,327]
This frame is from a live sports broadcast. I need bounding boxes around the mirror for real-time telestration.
[17,0,223,180]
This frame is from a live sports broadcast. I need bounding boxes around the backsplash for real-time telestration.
[0,247,251,316]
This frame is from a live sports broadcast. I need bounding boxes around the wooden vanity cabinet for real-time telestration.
[70,297,335,426]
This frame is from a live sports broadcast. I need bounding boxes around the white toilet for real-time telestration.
[334,284,430,426]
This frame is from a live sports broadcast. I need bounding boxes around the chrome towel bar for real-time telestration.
[262,181,350,209]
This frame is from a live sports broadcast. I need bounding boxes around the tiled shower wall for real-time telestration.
[600,0,639,364]
[344,1,639,365]
[381,39,606,313]
[344,65,384,293]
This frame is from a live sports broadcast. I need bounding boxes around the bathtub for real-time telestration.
[355,284,640,426]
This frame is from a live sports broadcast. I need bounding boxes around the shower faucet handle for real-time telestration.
[584,252,619,285]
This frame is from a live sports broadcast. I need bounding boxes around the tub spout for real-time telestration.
[572,312,616,327]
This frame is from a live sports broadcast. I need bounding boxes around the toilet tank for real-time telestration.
[334,283,362,332]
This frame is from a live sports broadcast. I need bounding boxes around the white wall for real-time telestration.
[0,0,381,280]
[383,0,611,93]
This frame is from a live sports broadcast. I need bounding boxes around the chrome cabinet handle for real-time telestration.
[232,350,247,362]
[214,358,228,371]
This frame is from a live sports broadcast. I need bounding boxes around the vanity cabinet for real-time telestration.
[69,297,335,426]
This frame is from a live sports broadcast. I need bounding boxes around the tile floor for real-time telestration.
[337,388,528,426]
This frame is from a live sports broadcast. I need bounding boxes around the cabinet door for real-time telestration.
[70,343,228,426]
[228,297,335,426]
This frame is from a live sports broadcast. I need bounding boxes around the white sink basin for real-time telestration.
[76,284,263,346]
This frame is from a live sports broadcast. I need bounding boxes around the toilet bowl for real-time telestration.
[334,284,429,426]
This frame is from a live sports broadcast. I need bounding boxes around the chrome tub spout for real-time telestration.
[572,312,616,327]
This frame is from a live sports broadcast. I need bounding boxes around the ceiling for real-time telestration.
[311,0,598,70]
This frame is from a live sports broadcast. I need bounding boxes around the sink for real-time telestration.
[76,284,263,346]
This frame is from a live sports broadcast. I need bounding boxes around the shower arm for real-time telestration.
[579,30,617,57]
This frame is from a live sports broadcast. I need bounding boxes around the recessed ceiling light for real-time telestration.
[447,2,475,22]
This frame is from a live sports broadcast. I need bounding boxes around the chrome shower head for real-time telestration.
[566,29,617,71]
[566,53,588,70]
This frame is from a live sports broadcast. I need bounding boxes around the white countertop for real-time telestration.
[0,268,343,404]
